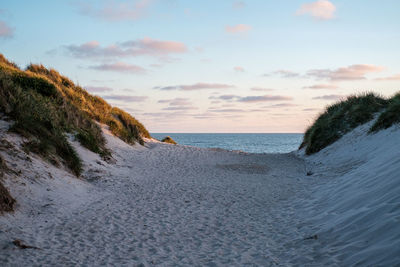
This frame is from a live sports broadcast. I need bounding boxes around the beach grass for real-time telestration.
[0,54,149,175]
[301,93,388,154]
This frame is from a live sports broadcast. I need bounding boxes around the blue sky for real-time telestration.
[1,0,399,132]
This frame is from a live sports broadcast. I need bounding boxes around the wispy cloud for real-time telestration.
[296,0,336,20]
[209,94,238,101]
[209,108,245,113]
[158,97,197,111]
[162,106,198,111]
[225,24,252,34]
[211,94,293,103]
[102,95,148,102]
[234,66,245,72]
[307,64,384,81]
[264,70,300,78]
[65,38,187,59]
[266,103,298,108]
[238,95,293,103]
[158,98,192,106]
[85,86,114,93]
[375,73,400,81]
[312,94,343,100]
[89,62,146,74]
[77,0,152,21]
[0,20,13,38]
[154,83,235,91]
[303,84,339,90]
[233,1,246,9]
[250,87,274,92]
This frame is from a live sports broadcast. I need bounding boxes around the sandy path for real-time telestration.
[0,129,321,266]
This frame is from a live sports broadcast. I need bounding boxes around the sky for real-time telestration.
[0,0,399,133]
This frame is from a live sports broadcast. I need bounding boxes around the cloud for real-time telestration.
[102,95,148,102]
[303,84,339,90]
[65,38,187,59]
[234,66,245,72]
[154,83,235,91]
[273,70,300,78]
[210,94,293,103]
[296,0,336,20]
[85,86,114,93]
[209,108,245,113]
[233,1,246,9]
[225,24,252,34]
[250,87,274,92]
[375,74,400,81]
[158,98,192,106]
[312,94,343,100]
[0,20,13,38]
[238,95,293,103]
[162,106,198,111]
[89,62,146,74]
[77,0,152,21]
[307,64,384,81]
[266,103,298,108]
[209,94,238,101]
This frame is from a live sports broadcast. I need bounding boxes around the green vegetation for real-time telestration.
[0,155,15,213]
[301,93,388,155]
[370,93,400,132]
[0,54,150,175]
[161,136,177,145]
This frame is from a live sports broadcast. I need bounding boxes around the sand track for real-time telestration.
[0,126,320,266]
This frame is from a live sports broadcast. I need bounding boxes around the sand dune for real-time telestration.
[0,121,399,266]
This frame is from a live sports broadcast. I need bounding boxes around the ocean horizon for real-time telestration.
[151,133,303,154]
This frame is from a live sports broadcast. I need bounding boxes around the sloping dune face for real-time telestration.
[298,122,400,265]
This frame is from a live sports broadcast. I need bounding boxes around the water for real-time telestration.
[151,133,303,154]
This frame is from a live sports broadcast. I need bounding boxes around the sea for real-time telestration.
[151,133,303,154]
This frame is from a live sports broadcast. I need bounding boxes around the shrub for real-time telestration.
[301,93,387,154]
[161,136,177,145]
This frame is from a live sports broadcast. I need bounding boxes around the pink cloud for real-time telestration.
[65,38,187,58]
[296,0,336,20]
[303,84,339,89]
[78,0,152,21]
[273,70,300,78]
[238,95,293,103]
[225,24,252,34]
[312,94,344,100]
[233,1,246,9]
[89,62,146,74]
[0,20,13,38]
[155,83,235,91]
[308,64,384,81]
[234,66,245,72]
[375,74,400,81]
[85,86,114,93]
[250,87,274,92]
[102,95,148,102]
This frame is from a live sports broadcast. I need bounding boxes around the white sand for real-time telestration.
[0,120,399,266]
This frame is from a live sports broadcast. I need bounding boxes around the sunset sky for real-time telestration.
[1,0,399,132]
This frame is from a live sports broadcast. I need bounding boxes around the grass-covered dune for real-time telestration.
[301,92,400,155]
[0,54,150,176]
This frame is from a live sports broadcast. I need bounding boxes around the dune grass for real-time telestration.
[0,155,16,213]
[301,93,388,155]
[0,54,150,175]
[370,93,400,132]
[161,136,177,145]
